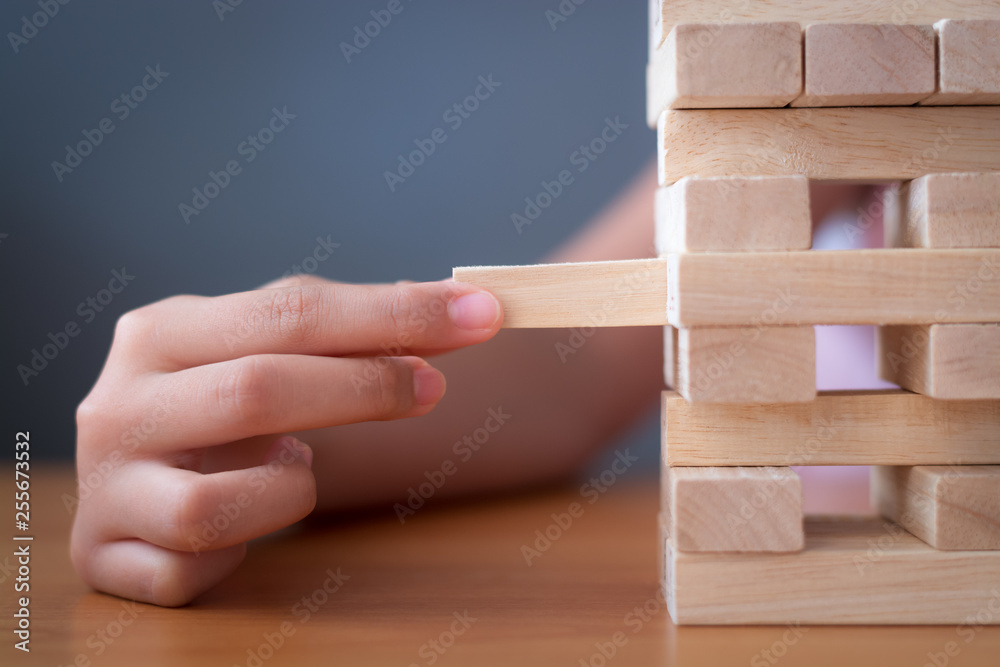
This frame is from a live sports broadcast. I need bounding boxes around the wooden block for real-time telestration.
[654,176,811,254]
[657,107,1000,184]
[667,249,1000,327]
[649,0,1000,53]
[663,325,677,389]
[676,327,815,403]
[663,516,1000,625]
[452,259,667,328]
[878,324,1000,399]
[791,24,934,107]
[646,22,801,122]
[889,173,1000,249]
[663,466,803,552]
[872,466,1000,550]
[922,19,1000,105]
[661,390,1000,466]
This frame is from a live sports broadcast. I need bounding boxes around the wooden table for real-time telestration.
[4,466,1000,667]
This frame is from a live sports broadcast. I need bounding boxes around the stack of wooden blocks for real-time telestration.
[455,0,1000,625]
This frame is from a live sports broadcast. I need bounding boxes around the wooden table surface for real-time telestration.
[4,465,1000,667]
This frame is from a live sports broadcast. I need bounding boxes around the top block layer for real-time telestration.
[791,23,935,107]
[922,19,1000,105]
[646,22,801,123]
[649,0,1000,55]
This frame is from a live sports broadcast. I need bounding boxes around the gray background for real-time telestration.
[1,0,657,462]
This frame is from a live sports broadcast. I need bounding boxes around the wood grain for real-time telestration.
[654,176,812,254]
[922,19,1000,105]
[649,0,1000,53]
[663,466,803,552]
[13,465,1000,664]
[646,22,801,123]
[878,324,1000,399]
[872,465,1000,550]
[663,515,1000,625]
[657,107,1000,185]
[663,324,678,389]
[667,249,1000,327]
[452,259,667,328]
[661,389,1000,466]
[676,326,816,403]
[890,173,1000,249]
[792,24,935,107]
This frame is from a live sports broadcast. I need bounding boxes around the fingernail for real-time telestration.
[413,364,446,406]
[448,292,501,331]
[267,436,313,468]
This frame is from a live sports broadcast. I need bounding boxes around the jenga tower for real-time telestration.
[455,0,1000,626]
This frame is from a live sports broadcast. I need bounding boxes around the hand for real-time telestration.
[70,275,502,606]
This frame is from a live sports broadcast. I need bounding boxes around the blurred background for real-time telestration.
[0,0,658,461]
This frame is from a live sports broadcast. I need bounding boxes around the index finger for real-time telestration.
[117,280,503,370]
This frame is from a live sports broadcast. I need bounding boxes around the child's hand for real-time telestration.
[70,276,502,606]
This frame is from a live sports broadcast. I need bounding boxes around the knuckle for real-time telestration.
[385,286,422,341]
[168,479,210,550]
[215,356,277,428]
[75,393,102,432]
[366,358,411,417]
[258,285,323,346]
[112,308,155,348]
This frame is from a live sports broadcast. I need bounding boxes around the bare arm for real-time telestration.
[307,164,665,511]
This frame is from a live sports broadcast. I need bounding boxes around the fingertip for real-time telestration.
[447,289,503,332]
[264,435,313,469]
[412,362,446,406]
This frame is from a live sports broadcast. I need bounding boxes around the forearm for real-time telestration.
[308,163,663,511]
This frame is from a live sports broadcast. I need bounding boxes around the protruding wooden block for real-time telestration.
[661,390,1000,466]
[654,176,811,254]
[872,466,1000,550]
[646,22,801,122]
[663,466,803,552]
[888,173,1000,249]
[676,327,816,403]
[657,107,1000,184]
[663,516,1000,625]
[878,324,1000,399]
[666,249,1000,327]
[792,23,935,107]
[452,259,668,328]
[663,325,678,389]
[922,19,1000,105]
